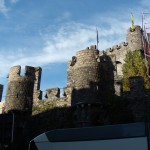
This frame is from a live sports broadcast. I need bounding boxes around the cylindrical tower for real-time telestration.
[71,46,101,106]
[126,25,143,51]
[5,65,35,113]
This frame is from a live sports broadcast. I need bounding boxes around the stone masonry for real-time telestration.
[33,67,42,102]
[69,48,101,106]
[5,66,35,113]
[2,25,150,149]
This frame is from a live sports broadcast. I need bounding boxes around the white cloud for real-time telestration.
[10,0,18,3]
[0,0,8,16]
[55,12,71,22]
[0,0,147,78]
[0,18,130,78]
[0,0,19,16]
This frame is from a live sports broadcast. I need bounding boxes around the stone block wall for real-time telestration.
[45,87,60,100]
[5,66,35,113]
[101,26,143,76]
[123,76,148,122]
[126,26,143,51]
[98,26,143,97]
[68,46,101,106]
[33,67,42,102]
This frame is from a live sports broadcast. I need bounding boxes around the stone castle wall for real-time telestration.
[3,26,144,112]
[67,47,101,106]
[1,25,150,149]
[33,26,144,109]
[5,66,35,113]
[101,25,143,77]
[33,67,42,102]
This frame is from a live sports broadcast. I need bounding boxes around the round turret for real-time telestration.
[126,26,143,51]
[71,47,101,106]
[5,66,35,113]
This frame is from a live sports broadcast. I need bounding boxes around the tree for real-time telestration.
[122,50,150,91]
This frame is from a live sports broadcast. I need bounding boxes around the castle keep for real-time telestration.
[0,25,150,149]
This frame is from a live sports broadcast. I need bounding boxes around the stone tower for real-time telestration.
[68,45,103,127]
[5,65,35,113]
[126,25,143,51]
[71,45,101,106]
[0,84,3,102]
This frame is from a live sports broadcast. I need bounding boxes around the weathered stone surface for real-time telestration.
[0,84,3,102]
[126,26,143,51]
[45,87,60,100]
[5,66,35,113]
[69,48,101,105]
[2,25,150,150]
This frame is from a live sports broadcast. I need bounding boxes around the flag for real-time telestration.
[131,14,135,30]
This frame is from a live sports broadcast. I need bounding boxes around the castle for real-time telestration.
[0,25,150,149]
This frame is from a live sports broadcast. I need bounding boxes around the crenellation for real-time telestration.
[8,65,21,82]
[112,45,118,50]
[5,66,35,113]
[33,67,42,101]
[105,48,112,54]
[120,41,128,47]
[25,66,35,77]
[116,45,121,49]
[90,45,97,50]
[44,87,60,101]
[1,24,150,149]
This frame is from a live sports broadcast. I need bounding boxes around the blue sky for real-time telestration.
[0,0,150,100]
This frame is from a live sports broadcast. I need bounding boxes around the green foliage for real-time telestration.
[122,50,150,91]
[32,100,57,115]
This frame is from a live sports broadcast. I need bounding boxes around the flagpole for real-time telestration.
[142,12,144,31]
[96,28,99,50]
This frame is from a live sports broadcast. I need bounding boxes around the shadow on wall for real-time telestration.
[27,107,73,139]
[99,53,116,103]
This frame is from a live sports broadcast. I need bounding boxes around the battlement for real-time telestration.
[5,65,39,113]
[127,25,142,33]
[104,42,128,55]
[75,46,99,66]
[45,87,60,100]
[8,65,36,82]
